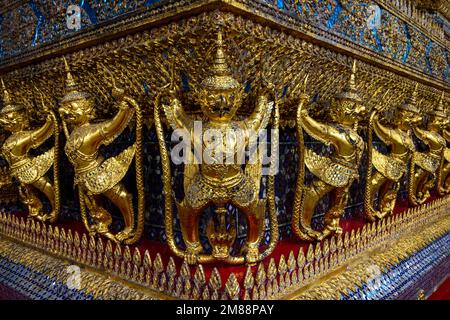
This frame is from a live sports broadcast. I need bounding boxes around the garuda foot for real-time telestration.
[39,211,58,223]
[334,226,343,235]
[184,242,202,265]
[245,244,260,266]
[374,211,387,220]
[316,225,341,241]
[185,252,199,265]
[116,227,134,242]
[295,225,321,241]
[315,229,331,241]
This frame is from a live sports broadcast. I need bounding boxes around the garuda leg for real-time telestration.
[366,171,389,221]
[19,184,43,218]
[298,178,334,240]
[83,193,115,241]
[319,186,349,241]
[235,199,266,264]
[417,169,434,204]
[445,163,450,191]
[379,179,399,216]
[439,163,450,194]
[177,200,205,264]
[31,176,56,222]
[410,168,431,205]
[103,182,134,242]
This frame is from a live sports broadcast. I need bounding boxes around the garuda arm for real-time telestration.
[162,96,193,131]
[241,94,274,133]
[371,112,394,146]
[95,92,136,148]
[161,95,196,191]
[413,127,443,151]
[26,116,54,150]
[241,93,274,190]
[297,100,338,148]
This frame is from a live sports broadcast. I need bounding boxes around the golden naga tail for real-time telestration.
[48,108,61,223]
[256,88,279,262]
[291,75,317,241]
[408,152,418,206]
[34,88,61,223]
[154,92,186,259]
[364,110,376,220]
[122,96,145,245]
[154,91,279,264]
[364,89,391,220]
[436,149,446,196]
[291,95,307,240]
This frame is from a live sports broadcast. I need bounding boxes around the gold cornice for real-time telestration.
[227,0,450,91]
[0,0,222,73]
[375,0,448,47]
[0,0,449,94]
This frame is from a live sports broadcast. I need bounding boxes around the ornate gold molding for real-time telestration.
[1,196,448,299]
[375,0,448,46]
[1,10,447,127]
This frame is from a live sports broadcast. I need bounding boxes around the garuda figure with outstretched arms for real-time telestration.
[435,93,450,195]
[0,79,60,222]
[155,32,279,265]
[408,88,446,206]
[292,61,367,242]
[58,59,144,244]
[364,89,419,221]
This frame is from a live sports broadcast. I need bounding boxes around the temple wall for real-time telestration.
[0,0,448,300]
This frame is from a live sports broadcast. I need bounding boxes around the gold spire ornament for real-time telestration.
[0,78,61,222]
[292,60,367,242]
[408,86,446,206]
[154,32,279,265]
[58,57,145,244]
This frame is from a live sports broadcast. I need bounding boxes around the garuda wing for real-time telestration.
[304,148,357,188]
[81,145,135,194]
[13,148,54,184]
[372,149,406,181]
[413,152,440,174]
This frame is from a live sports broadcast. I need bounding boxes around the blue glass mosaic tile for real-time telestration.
[0,256,95,300]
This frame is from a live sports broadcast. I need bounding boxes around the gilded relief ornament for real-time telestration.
[408,87,446,206]
[154,32,279,265]
[0,79,60,222]
[364,90,417,221]
[292,61,367,242]
[58,58,145,244]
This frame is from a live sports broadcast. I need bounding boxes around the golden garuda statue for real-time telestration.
[0,79,60,222]
[408,87,446,206]
[58,58,145,244]
[154,32,279,265]
[435,92,450,196]
[364,90,418,221]
[292,61,367,242]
